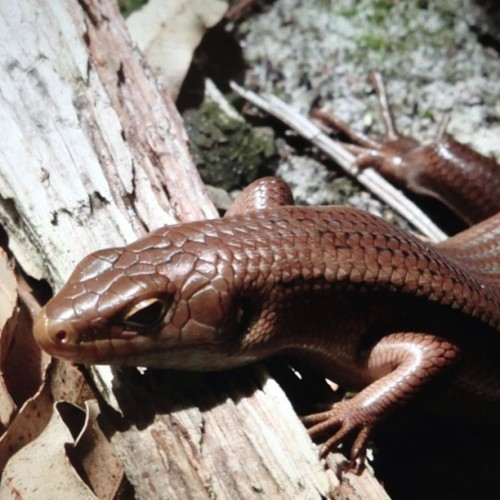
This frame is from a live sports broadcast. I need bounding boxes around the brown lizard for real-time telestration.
[33,176,500,459]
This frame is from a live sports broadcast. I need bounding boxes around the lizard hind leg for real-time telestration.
[302,332,461,460]
[310,106,406,182]
[310,108,382,150]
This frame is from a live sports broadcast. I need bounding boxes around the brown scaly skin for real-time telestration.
[312,71,500,225]
[33,177,500,459]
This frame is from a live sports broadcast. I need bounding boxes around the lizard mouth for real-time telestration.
[32,308,155,364]
[32,308,184,367]
[33,308,259,370]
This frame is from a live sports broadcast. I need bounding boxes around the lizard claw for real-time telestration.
[301,399,374,459]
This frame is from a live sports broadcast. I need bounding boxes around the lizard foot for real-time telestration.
[301,398,374,459]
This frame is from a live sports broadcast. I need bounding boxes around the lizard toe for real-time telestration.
[302,399,374,459]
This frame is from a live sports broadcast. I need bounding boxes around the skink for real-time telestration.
[33,177,500,458]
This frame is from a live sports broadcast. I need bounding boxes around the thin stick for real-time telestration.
[436,113,451,141]
[368,71,400,141]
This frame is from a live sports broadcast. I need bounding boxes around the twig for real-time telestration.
[230,82,447,242]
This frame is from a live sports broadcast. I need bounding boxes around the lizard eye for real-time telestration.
[121,297,171,331]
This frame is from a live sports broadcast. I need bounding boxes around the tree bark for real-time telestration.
[0,0,388,498]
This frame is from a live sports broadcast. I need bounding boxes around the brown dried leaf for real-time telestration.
[0,271,50,434]
[0,398,125,499]
[0,382,53,473]
[126,0,228,98]
[0,249,16,335]
[70,400,125,499]
[47,358,92,406]
[0,378,15,435]
[0,360,89,473]
[0,249,18,431]
[0,402,97,499]
[0,250,18,368]
[2,299,49,408]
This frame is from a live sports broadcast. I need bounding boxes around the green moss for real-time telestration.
[421,109,436,121]
[369,0,395,23]
[183,102,276,191]
[118,0,148,17]
[331,0,462,72]
[357,33,390,51]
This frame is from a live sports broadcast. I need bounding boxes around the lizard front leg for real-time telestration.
[303,332,461,459]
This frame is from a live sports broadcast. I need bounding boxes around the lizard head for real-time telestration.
[33,223,257,370]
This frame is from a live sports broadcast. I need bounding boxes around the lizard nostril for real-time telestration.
[55,329,68,344]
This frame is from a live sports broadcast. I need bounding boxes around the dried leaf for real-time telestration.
[70,400,125,499]
[0,249,16,333]
[0,271,50,433]
[0,402,97,499]
[0,382,53,473]
[0,360,89,473]
[2,300,49,407]
[0,249,18,431]
[1,399,125,499]
[0,250,18,369]
[127,0,228,98]
[0,378,15,434]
